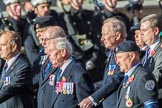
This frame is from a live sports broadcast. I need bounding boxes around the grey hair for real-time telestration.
[0,31,22,51]
[103,17,127,39]
[140,14,162,30]
[55,37,73,55]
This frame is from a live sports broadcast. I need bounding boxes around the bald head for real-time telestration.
[43,26,66,39]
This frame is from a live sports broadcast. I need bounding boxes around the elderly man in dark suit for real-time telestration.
[35,26,67,108]
[140,14,162,107]
[0,31,34,108]
[115,40,159,108]
[47,37,94,108]
[79,17,126,108]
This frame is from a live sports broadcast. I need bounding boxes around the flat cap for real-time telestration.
[130,23,140,32]
[34,15,57,30]
[115,40,140,54]
[31,0,51,7]
[3,0,20,5]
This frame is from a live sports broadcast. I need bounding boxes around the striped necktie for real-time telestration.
[1,63,8,79]
[143,47,150,65]
[56,68,62,82]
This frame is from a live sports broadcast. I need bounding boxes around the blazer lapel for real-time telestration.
[0,55,21,88]
[4,55,21,77]
[40,67,57,87]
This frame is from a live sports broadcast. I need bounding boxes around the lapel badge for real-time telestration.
[10,66,14,70]
[125,98,133,108]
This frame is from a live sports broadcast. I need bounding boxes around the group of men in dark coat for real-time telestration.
[0,0,162,108]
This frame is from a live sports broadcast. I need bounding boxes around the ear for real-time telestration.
[60,48,66,57]
[34,8,38,14]
[153,27,160,36]
[115,32,121,41]
[129,52,136,61]
[11,43,17,52]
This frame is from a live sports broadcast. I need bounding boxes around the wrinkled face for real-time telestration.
[6,3,21,20]
[36,28,48,46]
[101,23,117,49]
[35,3,50,17]
[48,39,64,67]
[0,35,13,61]
[115,52,132,73]
[134,30,145,48]
[104,0,117,9]
[140,21,156,46]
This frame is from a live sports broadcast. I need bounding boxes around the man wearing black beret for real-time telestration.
[115,40,159,108]
[29,15,57,108]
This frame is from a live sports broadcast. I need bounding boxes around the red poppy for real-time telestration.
[150,50,156,56]
[128,75,134,83]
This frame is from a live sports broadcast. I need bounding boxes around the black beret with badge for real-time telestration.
[115,40,140,54]
[34,15,57,30]
[130,23,140,32]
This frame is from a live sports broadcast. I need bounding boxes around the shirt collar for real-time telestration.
[149,40,160,51]
[60,56,74,76]
[6,53,20,71]
[125,62,140,77]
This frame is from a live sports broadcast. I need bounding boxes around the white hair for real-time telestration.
[55,37,73,55]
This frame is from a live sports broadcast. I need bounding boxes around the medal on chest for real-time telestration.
[107,65,116,75]
[123,75,134,88]
[124,74,135,107]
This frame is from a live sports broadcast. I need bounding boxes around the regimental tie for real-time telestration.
[43,62,52,79]
[123,75,128,88]
[143,47,150,65]
[56,68,62,82]
[1,63,8,79]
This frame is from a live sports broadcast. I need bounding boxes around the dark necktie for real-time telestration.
[1,63,8,79]
[122,75,128,85]
[56,68,62,82]
[43,62,52,79]
[143,47,150,65]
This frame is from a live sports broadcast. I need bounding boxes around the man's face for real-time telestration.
[48,39,63,67]
[35,3,50,17]
[140,21,156,46]
[0,35,13,61]
[101,23,117,49]
[134,30,145,48]
[115,52,132,73]
[36,28,47,46]
[6,3,21,20]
